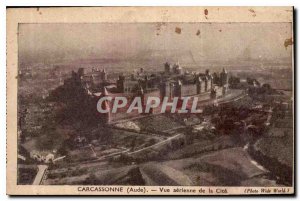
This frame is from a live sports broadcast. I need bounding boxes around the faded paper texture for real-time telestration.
[7,7,294,195]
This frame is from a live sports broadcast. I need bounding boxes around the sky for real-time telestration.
[18,23,293,65]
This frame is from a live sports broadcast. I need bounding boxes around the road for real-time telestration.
[96,148,130,160]
[128,133,182,155]
[32,165,48,185]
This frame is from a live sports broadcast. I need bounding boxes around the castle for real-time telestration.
[104,62,228,123]
[115,62,228,98]
[61,62,229,124]
[80,67,108,91]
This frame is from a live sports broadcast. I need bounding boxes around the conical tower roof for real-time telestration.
[102,87,109,96]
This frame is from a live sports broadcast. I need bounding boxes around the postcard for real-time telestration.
[6,7,294,195]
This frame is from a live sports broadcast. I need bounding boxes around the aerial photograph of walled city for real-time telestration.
[17,23,293,187]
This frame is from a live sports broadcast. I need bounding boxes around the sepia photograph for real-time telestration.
[6,7,294,195]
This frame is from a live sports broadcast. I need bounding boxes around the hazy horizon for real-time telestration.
[19,23,293,66]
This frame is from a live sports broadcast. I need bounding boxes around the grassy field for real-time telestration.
[44,146,276,186]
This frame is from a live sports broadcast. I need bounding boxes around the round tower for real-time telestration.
[117,75,125,93]
[174,80,182,98]
[204,76,209,92]
[137,85,145,109]
[210,87,217,99]
[220,68,228,86]
[210,74,214,89]
[196,77,203,94]
[164,62,171,73]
